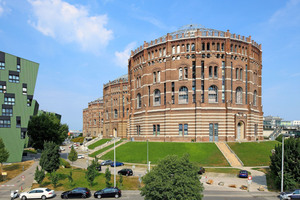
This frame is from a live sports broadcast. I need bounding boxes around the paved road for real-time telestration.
[0,190,279,200]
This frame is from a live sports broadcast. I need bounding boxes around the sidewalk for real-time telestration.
[0,160,38,198]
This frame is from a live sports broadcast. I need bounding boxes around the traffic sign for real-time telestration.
[248,176,252,180]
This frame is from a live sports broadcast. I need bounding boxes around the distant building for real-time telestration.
[263,116,282,129]
[68,130,82,138]
[82,98,104,137]
[292,120,300,126]
[0,51,39,162]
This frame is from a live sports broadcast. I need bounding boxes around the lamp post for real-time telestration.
[147,139,149,172]
[281,133,290,193]
[114,137,116,188]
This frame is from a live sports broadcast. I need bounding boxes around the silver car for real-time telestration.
[20,188,55,200]
[280,189,300,200]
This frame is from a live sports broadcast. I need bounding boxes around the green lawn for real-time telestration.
[228,141,279,166]
[88,139,111,150]
[34,167,139,191]
[101,142,229,167]
[89,140,124,158]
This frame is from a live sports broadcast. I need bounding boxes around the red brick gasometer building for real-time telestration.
[128,25,263,142]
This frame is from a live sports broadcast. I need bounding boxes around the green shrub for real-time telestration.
[60,158,71,168]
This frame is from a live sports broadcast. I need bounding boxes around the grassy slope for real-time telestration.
[228,141,279,166]
[101,142,229,167]
[88,139,111,150]
[35,167,139,191]
[89,140,124,158]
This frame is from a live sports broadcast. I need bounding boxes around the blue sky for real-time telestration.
[0,0,299,130]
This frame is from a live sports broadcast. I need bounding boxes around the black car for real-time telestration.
[61,187,91,199]
[94,187,121,199]
[198,167,205,175]
[238,170,249,178]
[118,168,133,176]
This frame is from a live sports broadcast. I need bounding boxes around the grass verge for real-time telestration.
[0,160,34,183]
[33,167,139,191]
[89,140,124,158]
[228,141,279,166]
[101,142,229,166]
[88,139,111,150]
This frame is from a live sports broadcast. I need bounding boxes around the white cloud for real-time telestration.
[114,42,136,68]
[28,0,113,54]
[269,0,300,27]
[0,0,6,16]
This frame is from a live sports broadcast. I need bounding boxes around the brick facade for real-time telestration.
[128,25,263,142]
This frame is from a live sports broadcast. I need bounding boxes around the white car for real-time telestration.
[20,188,55,200]
[77,154,84,159]
[59,146,65,151]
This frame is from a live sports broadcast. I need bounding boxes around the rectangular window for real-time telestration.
[27,96,32,106]
[0,119,11,128]
[22,84,27,95]
[179,68,183,80]
[192,61,196,79]
[16,116,21,128]
[191,43,195,51]
[9,74,20,83]
[179,124,183,135]
[153,124,156,135]
[159,49,162,57]
[172,46,175,54]
[184,124,188,135]
[186,44,190,52]
[202,43,205,51]
[217,43,220,51]
[2,108,13,116]
[21,130,26,139]
[0,82,6,93]
[4,97,15,105]
[172,82,175,104]
[153,72,156,83]
[163,48,166,56]
[157,124,160,135]
[157,71,160,83]
[17,64,21,72]
[221,43,224,51]
[222,61,225,103]
[245,64,248,104]
[0,62,5,70]
[148,86,151,106]
[164,83,166,105]
[177,45,180,54]
[207,43,210,51]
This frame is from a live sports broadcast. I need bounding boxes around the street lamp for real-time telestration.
[281,133,290,193]
[114,137,116,188]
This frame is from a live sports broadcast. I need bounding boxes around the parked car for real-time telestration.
[20,188,55,200]
[59,146,65,152]
[118,168,133,176]
[198,167,205,175]
[110,161,124,167]
[94,187,121,199]
[100,160,113,166]
[77,154,84,159]
[238,170,249,178]
[61,187,91,199]
[280,189,300,200]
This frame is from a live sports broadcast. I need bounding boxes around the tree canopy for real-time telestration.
[40,141,60,173]
[141,154,203,200]
[0,138,9,173]
[27,112,68,150]
[270,137,300,190]
[68,146,78,165]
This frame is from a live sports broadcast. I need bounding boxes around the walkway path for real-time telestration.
[215,142,243,167]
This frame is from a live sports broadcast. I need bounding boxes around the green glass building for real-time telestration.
[0,51,39,163]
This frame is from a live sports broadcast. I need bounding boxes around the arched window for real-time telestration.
[236,87,243,104]
[177,45,180,53]
[186,44,190,52]
[179,86,188,104]
[214,66,218,78]
[240,69,243,80]
[236,68,239,79]
[208,85,218,103]
[153,89,161,106]
[253,90,257,106]
[179,68,183,80]
[209,66,213,78]
[114,109,118,118]
[191,43,195,51]
[172,46,175,54]
[137,93,141,108]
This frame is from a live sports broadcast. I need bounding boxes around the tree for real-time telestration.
[141,154,204,200]
[86,164,98,187]
[270,137,300,190]
[68,146,78,167]
[105,167,112,187]
[27,112,68,150]
[67,171,73,185]
[0,138,9,175]
[50,171,59,188]
[34,166,45,184]
[39,141,60,173]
